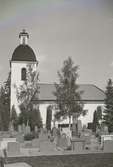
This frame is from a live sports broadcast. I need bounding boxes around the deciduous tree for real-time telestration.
[54,57,84,129]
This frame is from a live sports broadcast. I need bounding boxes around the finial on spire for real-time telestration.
[19,29,29,45]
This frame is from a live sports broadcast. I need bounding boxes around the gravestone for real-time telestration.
[7,142,20,155]
[81,128,92,145]
[32,138,40,148]
[25,125,31,134]
[16,134,24,143]
[34,126,38,133]
[57,133,68,150]
[18,125,22,133]
[103,126,109,135]
[71,138,84,152]
[9,122,15,136]
[101,125,109,135]
[66,128,72,139]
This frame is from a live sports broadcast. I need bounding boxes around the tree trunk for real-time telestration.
[53,119,56,127]
[69,115,71,130]
[72,113,78,137]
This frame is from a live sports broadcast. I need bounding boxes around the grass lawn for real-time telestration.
[7,153,113,167]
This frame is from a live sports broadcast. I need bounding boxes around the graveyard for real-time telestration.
[0,120,113,157]
[0,119,112,167]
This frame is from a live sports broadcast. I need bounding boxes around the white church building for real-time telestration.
[10,30,105,128]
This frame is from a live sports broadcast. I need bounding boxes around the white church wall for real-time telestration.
[39,103,104,127]
[11,62,27,113]
[10,61,37,113]
[39,104,51,127]
[79,103,104,126]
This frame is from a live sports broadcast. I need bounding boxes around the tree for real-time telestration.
[18,103,28,125]
[28,105,43,131]
[10,105,18,131]
[103,79,113,133]
[16,64,42,130]
[16,64,39,111]
[46,105,52,131]
[93,106,102,132]
[0,72,11,130]
[54,57,84,129]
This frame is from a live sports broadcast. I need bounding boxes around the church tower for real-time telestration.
[10,30,37,113]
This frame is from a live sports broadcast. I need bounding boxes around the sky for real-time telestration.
[0,0,113,90]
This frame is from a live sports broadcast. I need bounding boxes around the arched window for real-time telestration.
[21,68,26,80]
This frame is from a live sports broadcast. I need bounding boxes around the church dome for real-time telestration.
[11,44,37,62]
[11,29,37,62]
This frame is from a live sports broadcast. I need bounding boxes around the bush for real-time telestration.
[24,133,35,141]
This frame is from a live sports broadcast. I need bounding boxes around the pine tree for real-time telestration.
[46,105,52,131]
[54,57,84,128]
[93,106,102,132]
[103,79,113,133]
[28,104,42,131]
[10,105,18,131]
[0,72,11,130]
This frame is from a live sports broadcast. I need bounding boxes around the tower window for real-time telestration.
[21,68,26,81]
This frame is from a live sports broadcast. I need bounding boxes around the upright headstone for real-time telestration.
[16,134,24,143]
[25,125,31,134]
[32,138,40,148]
[104,126,109,135]
[71,138,84,152]
[34,126,38,133]
[9,122,15,136]
[57,133,68,150]
[81,129,92,145]
[66,128,72,139]
[18,125,22,133]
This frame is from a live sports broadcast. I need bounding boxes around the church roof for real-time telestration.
[33,83,105,103]
[11,44,37,62]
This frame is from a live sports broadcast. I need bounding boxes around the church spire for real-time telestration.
[19,29,29,45]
